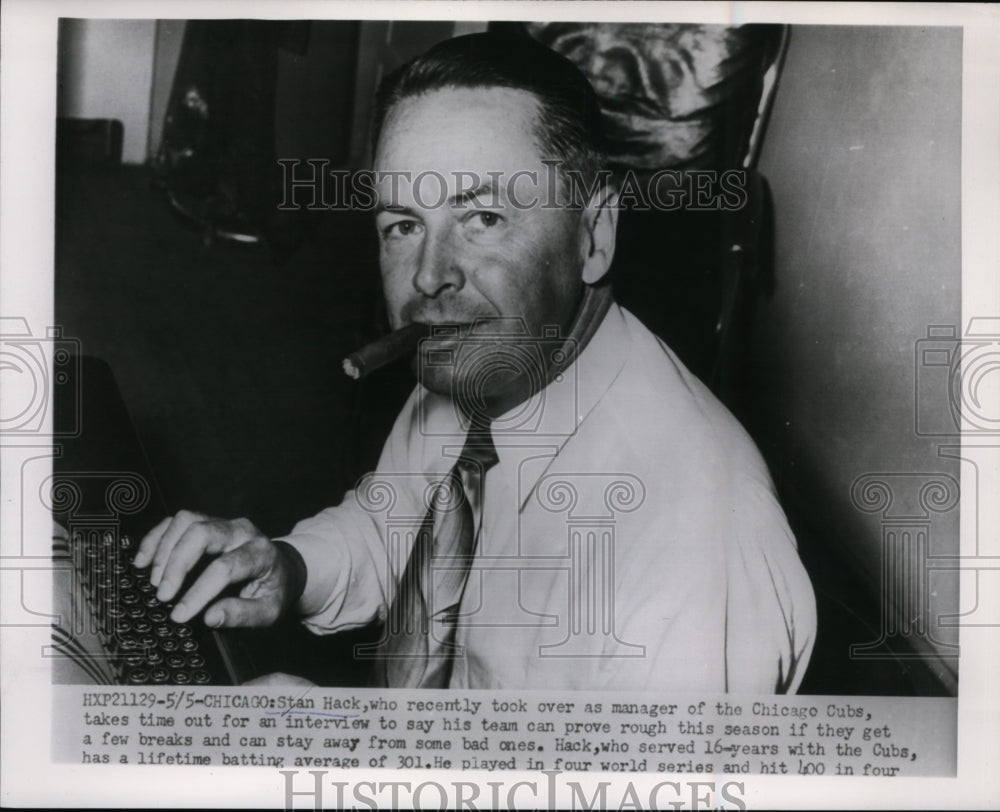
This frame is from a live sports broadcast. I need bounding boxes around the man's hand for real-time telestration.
[134,510,292,628]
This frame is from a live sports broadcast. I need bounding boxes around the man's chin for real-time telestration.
[413,357,529,420]
[412,361,457,397]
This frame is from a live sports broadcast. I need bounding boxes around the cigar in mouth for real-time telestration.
[342,322,432,380]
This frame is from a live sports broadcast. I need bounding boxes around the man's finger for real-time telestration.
[148,510,202,586]
[169,542,271,623]
[133,515,172,568]
[155,520,222,603]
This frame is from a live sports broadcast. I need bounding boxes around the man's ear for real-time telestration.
[579,184,620,285]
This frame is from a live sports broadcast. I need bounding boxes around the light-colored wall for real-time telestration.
[147,20,187,160]
[57,19,157,164]
[753,25,962,682]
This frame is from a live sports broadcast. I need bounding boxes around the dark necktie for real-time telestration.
[380,420,499,687]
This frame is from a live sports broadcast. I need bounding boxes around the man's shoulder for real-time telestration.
[590,306,767,479]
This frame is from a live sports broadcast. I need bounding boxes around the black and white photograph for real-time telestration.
[1,1,997,808]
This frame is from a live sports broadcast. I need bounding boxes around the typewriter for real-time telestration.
[50,355,256,685]
[53,522,252,685]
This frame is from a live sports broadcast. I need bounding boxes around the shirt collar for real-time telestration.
[416,294,631,509]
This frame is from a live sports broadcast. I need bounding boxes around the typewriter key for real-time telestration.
[139,633,158,649]
[192,670,211,684]
[132,619,152,634]
[148,608,168,623]
[121,591,140,605]
[126,605,145,619]
[180,639,199,653]
[174,624,193,638]
[154,624,173,638]
[150,667,170,683]
[126,667,149,684]
[166,654,186,669]
[146,650,164,666]
[186,653,206,669]
[172,670,192,685]
[159,638,179,653]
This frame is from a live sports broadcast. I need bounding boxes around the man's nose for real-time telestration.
[412,227,464,298]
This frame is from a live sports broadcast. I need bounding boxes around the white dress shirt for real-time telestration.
[283,303,816,692]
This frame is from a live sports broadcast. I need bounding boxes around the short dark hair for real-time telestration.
[371,32,606,198]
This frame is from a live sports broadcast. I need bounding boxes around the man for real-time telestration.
[136,33,815,692]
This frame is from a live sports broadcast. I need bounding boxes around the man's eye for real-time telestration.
[382,220,420,239]
[466,211,502,229]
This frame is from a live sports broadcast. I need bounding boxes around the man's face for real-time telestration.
[373,86,587,408]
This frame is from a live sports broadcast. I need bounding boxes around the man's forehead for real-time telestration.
[373,86,548,195]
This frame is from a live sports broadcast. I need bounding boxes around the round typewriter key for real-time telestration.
[166,653,186,669]
[144,595,161,608]
[192,670,211,684]
[113,619,131,636]
[131,619,151,634]
[155,623,173,638]
[180,639,199,653]
[137,580,155,593]
[126,667,149,684]
[121,590,140,605]
[145,649,164,666]
[148,608,168,623]
[174,624,193,638]
[159,638,179,653]
[150,667,170,684]
[118,575,135,590]
[139,633,158,649]
[117,635,138,650]
[126,605,145,619]
[172,670,192,685]
[107,605,126,619]
[186,653,206,669]
[124,652,144,667]
[119,534,133,551]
